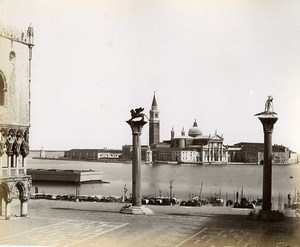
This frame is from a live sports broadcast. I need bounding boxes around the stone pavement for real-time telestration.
[0,200,299,247]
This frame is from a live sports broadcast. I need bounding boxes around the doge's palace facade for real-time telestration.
[0,24,34,219]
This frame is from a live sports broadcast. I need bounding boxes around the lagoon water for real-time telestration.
[27,158,300,206]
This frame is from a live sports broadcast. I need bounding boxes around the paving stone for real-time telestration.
[0,200,299,247]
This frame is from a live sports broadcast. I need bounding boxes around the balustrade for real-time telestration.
[18,168,25,175]
[0,166,26,178]
[1,168,8,177]
[10,168,17,176]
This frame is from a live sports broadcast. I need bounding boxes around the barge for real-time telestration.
[27,169,104,183]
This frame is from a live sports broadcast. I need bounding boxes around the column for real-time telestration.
[7,155,12,176]
[20,198,29,217]
[15,155,22,176]
[22,156,27,175]
[221,144,223,161]
[5,199,12,220]
[208,143,211,162]
[212,143,215,162]
[131,128,142,206]
[121,109,153,215]
[0,198,2,216]
[258,116,278,211]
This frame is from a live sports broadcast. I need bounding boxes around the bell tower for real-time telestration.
[149,92,160,146]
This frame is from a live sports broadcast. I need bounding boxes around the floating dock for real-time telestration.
[27,169,104,183]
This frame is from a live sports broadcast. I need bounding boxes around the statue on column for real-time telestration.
[129,107,148,122]
[255,95,277,116]
[265,95,273,113]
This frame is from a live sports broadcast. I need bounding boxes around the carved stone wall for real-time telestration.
[0,127,29,159]
[0,25,33,219]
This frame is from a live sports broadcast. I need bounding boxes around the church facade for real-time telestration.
[149,94,228,164]
[0,24,34,219]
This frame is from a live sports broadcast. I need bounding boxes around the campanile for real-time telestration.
[149,92,160,146]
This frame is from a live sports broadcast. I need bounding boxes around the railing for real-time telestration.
[18,168,25,175]
[10,168,17,176]
[0,167,27,178]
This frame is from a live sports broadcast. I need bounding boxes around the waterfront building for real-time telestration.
[227,142,298,164]
[0,24,34,219]
[40,146,46,158]
[122,145,152,164]
[28,149,65,159]
[64,148,122,160]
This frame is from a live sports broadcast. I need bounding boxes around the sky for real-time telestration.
[0,0,300,152]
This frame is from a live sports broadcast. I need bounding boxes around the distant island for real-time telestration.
[30,142,299,165]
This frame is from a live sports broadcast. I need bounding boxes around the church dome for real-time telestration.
[188,119,202,137]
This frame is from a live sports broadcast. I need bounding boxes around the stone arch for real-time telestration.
[0,182,9,217]
[15,180,26,199]
[0,182,9,201]
[0,70,7,106]
[14,180,30,217]
[0,179,30,219]
[0,128,7,136]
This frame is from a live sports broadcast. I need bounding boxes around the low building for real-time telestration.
[28,149,65,159]
[27,169,103,183]
[64,149,122,160]
[228,142,297,164]
[122,145,152,164]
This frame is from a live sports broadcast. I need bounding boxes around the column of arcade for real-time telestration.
[0,129,29,177]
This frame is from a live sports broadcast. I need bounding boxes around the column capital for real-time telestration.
[258,115,278,133]
[20,196,30,203]
[4,198,12,203]
[126,119,147,134]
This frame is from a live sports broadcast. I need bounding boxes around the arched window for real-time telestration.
[9,51,16,62]
[0,72,7,106]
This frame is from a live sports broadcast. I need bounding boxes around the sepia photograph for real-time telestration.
[0,0,300,246]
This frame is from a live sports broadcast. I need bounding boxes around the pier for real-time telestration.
[27,169,104,183]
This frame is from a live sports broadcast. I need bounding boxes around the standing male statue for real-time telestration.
[255,95,277,116]
[264,95,273,113]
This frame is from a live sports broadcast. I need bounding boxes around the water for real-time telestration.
[28,158,300,205]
